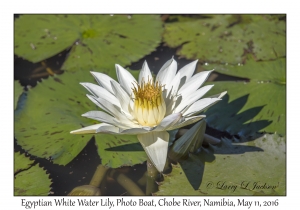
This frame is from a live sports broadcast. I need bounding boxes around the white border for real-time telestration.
[4,0,297,209]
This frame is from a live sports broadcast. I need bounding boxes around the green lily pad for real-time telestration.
[204,58,286,136]
[14,152,34,173]
[14,81,23,109]
[96,134,146,167]
[163,15,285,64]
[14,69,147,167]
[157,134,285,195]
[14,15,163,71]
[14,152,52,195]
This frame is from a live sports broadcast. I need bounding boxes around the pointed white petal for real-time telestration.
[173,85,214,113]
[166,95,182,115]
[183,98,222,117]
[96,123,121,134]
[112,118,140,129]
[82,110,117,125]
[70,123,103,134]
[86,94,136,127]
[86,94,117,117]
[138,60,153,84]
[115,64,137,96]
[86,94,108,111]
[94,96,123,118]
[178,70,213,98]
[80,82,120,106]
[167,115,206,130]
[169,71,181,96]
[90,71,117,94]
[137,131,169,172]
[164,72,182,115]
[154,113,182,131]
[180,90,226,118]
[208,91,227,99]
[110,80,134,119]
[156,57,177,87]
[120,127,153,135]
[177,60,198,89]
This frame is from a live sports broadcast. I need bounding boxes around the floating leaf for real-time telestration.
[157,134,285,195]
[14,69,147,167]
[96,134,146,168]
[14,81,23,109]
[14,152,34,174]
[14,152,51,195]
[163,15,285,64]
[15,15,163,71]
[204,58,286,136]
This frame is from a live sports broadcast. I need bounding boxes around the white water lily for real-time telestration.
[71,58,226,172]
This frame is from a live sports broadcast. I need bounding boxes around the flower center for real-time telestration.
[132,79,166,126]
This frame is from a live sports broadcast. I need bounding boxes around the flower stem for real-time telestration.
[146,158,159,195]
[89,164,109,187]
[108,169,145,195]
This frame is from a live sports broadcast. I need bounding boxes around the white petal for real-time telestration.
[82,111,117,125]
[167,115,206,130]
[115,64,137,96]
[110,80,134,119]
[164,72,181,115]
[70,123,103,134]
[178,70,213,98]
[169,71,181,96]
[86,95,136,127]
[177,60,198,90]
[137,131,169,172]
[208,91,227,99]
[138,60,153,84]
[183,98,222,117]
[86,94,117,117]
[147,108,157,126]
[120,127,154,135]
[71,123,122,134]
[156,57,177,87]
[173,85,214,113]
[181,90,226,118]
[90,71,117,94]
[80,82,120,106]
[154,113,182,131]
[96,123,121,134]
[167,95,182,115]
[112,118,139,129]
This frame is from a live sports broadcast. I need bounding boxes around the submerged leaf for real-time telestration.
[14,152,52,195]
[14,15,163,71]
[157,134,285,195]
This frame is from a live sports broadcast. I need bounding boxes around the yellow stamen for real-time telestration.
[132,79,166,126]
